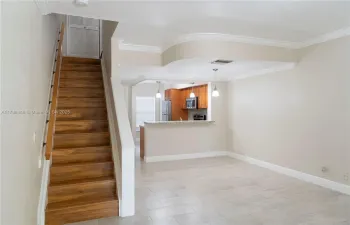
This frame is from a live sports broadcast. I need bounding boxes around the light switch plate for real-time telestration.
[33,132,37,144]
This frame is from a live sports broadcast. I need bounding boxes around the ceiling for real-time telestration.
[119,58,295,82]
[46,1,350,50]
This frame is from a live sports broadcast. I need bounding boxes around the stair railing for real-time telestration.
[44,23,65,160]
[38,22,65,225]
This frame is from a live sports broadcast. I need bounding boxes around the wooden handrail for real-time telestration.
[45,23,65,160]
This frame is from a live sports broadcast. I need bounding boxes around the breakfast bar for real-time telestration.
[139,121,227,162]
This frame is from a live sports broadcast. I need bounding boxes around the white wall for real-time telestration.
[229,36,350,185]
[102,20,118,77]
[209,82,229,151]
[144,122,224,158]
[1,2,59,225]
[118,50,161,67]
[132,83,164,139]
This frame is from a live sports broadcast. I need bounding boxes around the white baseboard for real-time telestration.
[228,152,350,196]
[37,160,51,225]
[145,151,228,163]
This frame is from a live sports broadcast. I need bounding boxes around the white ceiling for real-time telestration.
[119,58,295,82]
[47,0,350,49]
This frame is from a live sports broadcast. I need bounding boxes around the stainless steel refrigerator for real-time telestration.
[162,100,172,121]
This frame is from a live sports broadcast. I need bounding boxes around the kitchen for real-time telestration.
[162,83,210,122]
[135,81,227,162]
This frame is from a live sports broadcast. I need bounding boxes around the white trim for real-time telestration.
[118,26,350,53]
[102,53,136,217]
[234,62,296,80]
[228,152,350,196]
[297,26,350,48]
[101,56,123,214]
[118,41,162,53]
[37,160,51,225]
[144,151,228,163]
[168,33,299,50]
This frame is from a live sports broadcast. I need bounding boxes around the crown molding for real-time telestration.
[119,26,350,54]
[296,26,350,48]
[166,33,299,50]
[118,41,162,54]
[234,63,296,80]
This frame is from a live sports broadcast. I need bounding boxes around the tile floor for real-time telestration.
[68,157,350,225]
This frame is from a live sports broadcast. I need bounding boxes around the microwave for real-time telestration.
[186,97,198,109]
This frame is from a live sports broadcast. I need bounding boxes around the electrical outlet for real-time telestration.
[344,173,349,181]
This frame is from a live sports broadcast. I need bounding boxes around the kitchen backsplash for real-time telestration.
[188,109,207,120]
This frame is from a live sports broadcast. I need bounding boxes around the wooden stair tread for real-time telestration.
[54,132,110,148]
[51,161,113,168]
[62,57,100,65]
[48,176,116,204]
[55,120,109,134]
[47,194,117,211]
[56,107,107,121]
[49,176,115,187]
[58,98,106,108]
[60,71,102,80]
[50,161,114,184]
[45,196,118,224]
[61,64,101,72]
[59,87,105,98]
[52,145,112,164]
[60,79,104,88]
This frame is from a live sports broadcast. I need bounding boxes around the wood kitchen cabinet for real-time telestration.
[181,90,187,109]
[165,88,188,120]
[140,126,145,160]
[166,84,208,120]
[198,85,208,109]
[178,84,208,109]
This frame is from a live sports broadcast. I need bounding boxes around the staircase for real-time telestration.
[45,57,118,225]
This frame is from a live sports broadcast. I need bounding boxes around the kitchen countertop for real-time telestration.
[144,120,214,125]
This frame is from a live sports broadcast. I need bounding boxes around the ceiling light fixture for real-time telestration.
[212,69,220,97]
[155,81,161,98]
[190,82,195,98]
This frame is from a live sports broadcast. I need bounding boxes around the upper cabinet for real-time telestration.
[165,88,188,120]
[165,84,208,114]
[178,84,208,109]
[198,85,208,109]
